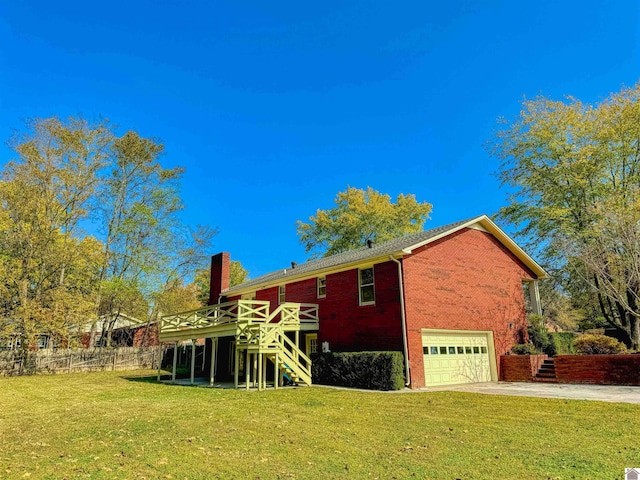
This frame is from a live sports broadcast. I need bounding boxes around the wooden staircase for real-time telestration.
[160,300,319,389]
[237,321,313,387]
[534,358,557,382]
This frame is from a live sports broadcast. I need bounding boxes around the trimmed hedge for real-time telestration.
[311,351,405,391]
[511,343,540,355]
[549,332,576,355]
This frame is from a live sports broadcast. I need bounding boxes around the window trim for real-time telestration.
[358,267,375,306]
[278,285,286,305]
[317,277,326,299]
[306,333,318,356]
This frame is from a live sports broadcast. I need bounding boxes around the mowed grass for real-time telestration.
[0,371,638,480]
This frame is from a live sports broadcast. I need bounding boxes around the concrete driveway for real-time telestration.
[420,382,640,404]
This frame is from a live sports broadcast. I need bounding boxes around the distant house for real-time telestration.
[2,313,157,351]
[1,334,52,351]
[81,313,157,348]
[160,215,546,389]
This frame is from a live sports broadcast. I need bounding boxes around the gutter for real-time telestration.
[390,255,411,387]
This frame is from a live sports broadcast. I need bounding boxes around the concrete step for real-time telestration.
[533,376,558,383]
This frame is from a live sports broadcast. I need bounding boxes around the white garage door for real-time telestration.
[422,331,493,386]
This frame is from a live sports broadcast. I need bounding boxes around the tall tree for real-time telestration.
[297,186,432,257]
[93,131,215,345]
[0,117,110,353]
[0,116,216,351]
[491,83,640,348]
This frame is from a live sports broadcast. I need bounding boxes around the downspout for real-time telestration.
[390,256,411,387]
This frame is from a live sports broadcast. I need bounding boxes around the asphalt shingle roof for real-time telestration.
[224,216,480,295]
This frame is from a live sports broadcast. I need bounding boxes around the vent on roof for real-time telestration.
[291,261,297,269]
[366,239,373,249]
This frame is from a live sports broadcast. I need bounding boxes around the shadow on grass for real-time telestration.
[120,368,186,383]
[120,374,161,383]
[120,368,209,385]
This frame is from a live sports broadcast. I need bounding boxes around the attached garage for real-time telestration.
[421,329,497,386]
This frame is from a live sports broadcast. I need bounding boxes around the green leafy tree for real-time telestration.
[297,186,432,257]
[491,83,640,348]
[0,117,110,354]
[0,116,216,352]
[93,131,216,345]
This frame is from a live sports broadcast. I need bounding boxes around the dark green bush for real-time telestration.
[549,332,576,355]
[573,334,627,354]
[527,315,555,355]
[510,343,540,355]
[311,351,405,391]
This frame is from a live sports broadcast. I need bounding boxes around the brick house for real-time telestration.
[160,215,546,389]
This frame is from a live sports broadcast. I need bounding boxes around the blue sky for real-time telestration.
[0,1,638,277]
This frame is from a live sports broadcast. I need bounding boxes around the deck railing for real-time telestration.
[160,300,318,335]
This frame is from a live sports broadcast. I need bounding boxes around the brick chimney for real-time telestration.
[209,252,230,304]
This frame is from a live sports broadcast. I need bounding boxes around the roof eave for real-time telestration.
[225,215,548,296]
[223,251,406,297]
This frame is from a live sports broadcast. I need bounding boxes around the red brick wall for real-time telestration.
[256,285,278,305]
[500,354,548,381]
[318,262,403,352]
[133,323,159,347]
[229,262,403,352]
[555,355,640,385]
[403,228,535,388]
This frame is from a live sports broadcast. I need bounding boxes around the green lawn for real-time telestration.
[0,371,638,479]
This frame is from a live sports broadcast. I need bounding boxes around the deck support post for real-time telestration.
[190,340,196,385]
[257,353,263,391]
[209,338,216,386]
[294,331,300,363]
[234,342,239,388]
[171,342,178,383]
[274,353,279,390]
[245,351,250,390]
[157,345,162,382]
[263,354,267,390]
[253,354,258,388]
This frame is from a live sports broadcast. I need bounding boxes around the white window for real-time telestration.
[317,277,326,298]
[278,285,286,304]
[358,267,375,305]
[37,335,49,349]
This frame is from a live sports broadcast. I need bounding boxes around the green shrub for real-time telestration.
[510,343,540,355]
[549,332,576,355]
[573,334,627,355]
[527,314,554,355]
[311,351,405,391]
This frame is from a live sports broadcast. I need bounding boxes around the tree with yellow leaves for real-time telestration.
[296,186,432,258]
[491,83,640,348]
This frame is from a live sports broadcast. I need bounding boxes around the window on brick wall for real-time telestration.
[317,277,326,298]
[278,285,286,304]
[359,267,375,305]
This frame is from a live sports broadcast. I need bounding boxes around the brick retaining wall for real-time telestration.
[554,355,640,385]
[500,354,548,381]
[501,354,640,385]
